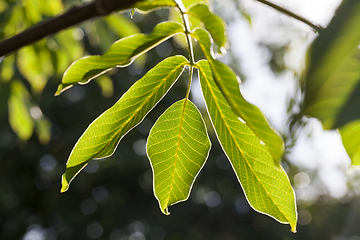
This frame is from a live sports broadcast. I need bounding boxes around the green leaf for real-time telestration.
[56,21,185,95]
[192,28,284,162]
[340,120,360,166]
[147,99,211,214]
[131,0,176,13]
[302,0,360,166]
[61,56,189,193]
[303,0,360,129]
[187,3,227,53]
[8,80,34,142]
[197,60,297,232]
[305,49,360,129]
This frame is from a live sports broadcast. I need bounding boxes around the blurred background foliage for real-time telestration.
[0,0,360,239]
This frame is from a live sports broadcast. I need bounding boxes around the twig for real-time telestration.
[254,0,324,32]
[0,0,143,57]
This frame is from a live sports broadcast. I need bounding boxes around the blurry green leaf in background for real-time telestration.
[303,0,360,166]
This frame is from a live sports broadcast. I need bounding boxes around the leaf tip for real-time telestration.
[291,225,297,233]
[55,85,64,96]
[161,207,170,216]
[60,173,69,193]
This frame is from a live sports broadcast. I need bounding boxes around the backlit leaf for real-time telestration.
[305,49,360,129]
[147,99,211,214]
[187,3,227,53]
[302,0,360,166]
[192,28,284,162]
[56,21,185,95]
[197,60,297,232]
[303,0,360,129]
[61,56,189,193]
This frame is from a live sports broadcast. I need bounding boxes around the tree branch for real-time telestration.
[0,0,143,58]
[254,0,324,32]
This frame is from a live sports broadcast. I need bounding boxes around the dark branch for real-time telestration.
[0,0,143,57]
[255,0,324,33]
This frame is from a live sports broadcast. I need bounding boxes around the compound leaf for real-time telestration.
[61,56,189,193]
[192,28,284,162]
[147,99,211,214]
[56,21,184,95]
[197,60,297,232]
[187,3,227,53]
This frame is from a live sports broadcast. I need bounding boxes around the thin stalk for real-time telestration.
[254,0,323,32]
[185,66,194,99]
[174,0,195,99]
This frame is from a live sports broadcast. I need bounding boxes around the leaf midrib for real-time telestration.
[165,98,189,208]
[199,67,290,223]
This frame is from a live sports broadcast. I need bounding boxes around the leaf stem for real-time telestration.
[0,0,143,57]
[185,66,194,99]
[174,0,195,99]
[254,0,323,32]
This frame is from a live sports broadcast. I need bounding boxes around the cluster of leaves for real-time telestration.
[302,0,360,166]
[57,0,297,232]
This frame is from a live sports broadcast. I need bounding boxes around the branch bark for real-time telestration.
[0,0,143,58]
[254,0,324,33]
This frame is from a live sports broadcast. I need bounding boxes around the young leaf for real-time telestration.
[147,99,211,214]
[197,60,297,232]
[187,3,227,53]
[131,0,177,13]
[61,56,189,193]
[192,28,284,162]
[56,21,185,95]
